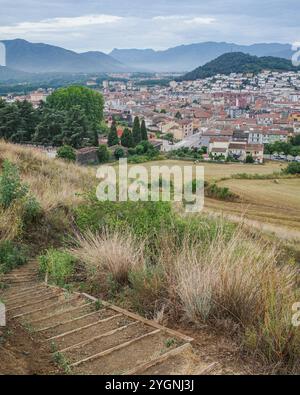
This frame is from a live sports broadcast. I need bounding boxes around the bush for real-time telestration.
[97,145,110,163]
[114,147,125,160]
[39,249,76,286]
[57,145,76,162]
[245,154,255,163]
[0,241,27,274]
[285,162,300,175]
[205,183,238,201]
[128,265,168,317]
[0,160,28,208]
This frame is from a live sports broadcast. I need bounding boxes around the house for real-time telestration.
[246,144,264,163]
[228,142,247,161]
[208,141,229,159]
[166,120,194,141]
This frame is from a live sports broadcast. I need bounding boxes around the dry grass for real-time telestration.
[0,141,96,212]
[171,226,300,369]
[69,230,145,285]
[0,202,25,241]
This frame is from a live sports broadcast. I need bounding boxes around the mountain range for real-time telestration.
[0,39,295,82]
[110,42,293,72]
[1,39,128,74]
[180,52,300,81]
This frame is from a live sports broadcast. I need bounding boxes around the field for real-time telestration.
[123,159,283,181]
[121,159,300,240]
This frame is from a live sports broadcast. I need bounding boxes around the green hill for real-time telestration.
[180,52,299,81]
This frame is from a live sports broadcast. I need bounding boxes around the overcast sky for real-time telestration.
[0,0,299,53]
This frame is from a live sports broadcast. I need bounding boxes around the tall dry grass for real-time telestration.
[0,141,96,212]
[172,226,300,369]
[69,230,145,285]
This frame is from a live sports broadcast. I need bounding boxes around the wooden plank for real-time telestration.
[125,343,193,375]
[58,322,138,353]
[5,289,57,306]
[29,302,93,325]
[3,285,45,300]
[11,296,79,319]
[45,314,122,342]
[7,293,64,312]
[82,293,194,343]
[71,329,160,368]
[36,309,107,332]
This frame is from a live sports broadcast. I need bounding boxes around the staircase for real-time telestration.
[0,263,200,375]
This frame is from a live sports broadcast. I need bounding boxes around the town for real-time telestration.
[3,68,300,165]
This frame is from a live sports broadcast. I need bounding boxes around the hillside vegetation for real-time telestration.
[0,141,299,374]
[180,52,300,81]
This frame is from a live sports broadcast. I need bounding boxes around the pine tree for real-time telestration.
[132,116,141,146]
[121,128,134,148]
[140,120,148,141]
[107,121,119,147]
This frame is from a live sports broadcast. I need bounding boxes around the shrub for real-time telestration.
[57,145,76,162]
[128,265,168,317]
[69,230,144,286]
[245,154,255,163]
[97,145,110,163]
[114,147,125,160]
[0,241,27,274]
[205,183,238,201]
[0,160,28,209]
[285,162,300,175]
[39,249,76,286]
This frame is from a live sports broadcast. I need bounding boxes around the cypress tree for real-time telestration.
[140,119,148,141]
[132,116,141,146]
[121,128,134,148]
[107,121,119,147]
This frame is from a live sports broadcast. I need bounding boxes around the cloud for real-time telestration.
[0,14,123,35]
[153,15,216,25]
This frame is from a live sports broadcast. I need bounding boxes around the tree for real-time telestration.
[291,134,300,146]
[34,108,66,145]
[97,145,110,163]
[107,122,119,147]
[132,116,141,146]
[175,111,182,120]
[61,105,89,149]
[46,85,104,131]
[290,146,300,159]
[56,145,76,162]
[114,147,125,160]
[140,120,148,141]
[121,128,134,148]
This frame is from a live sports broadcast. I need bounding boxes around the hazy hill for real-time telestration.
[1,39,128,74]
[180,52,299,81]
[110,42,293,72]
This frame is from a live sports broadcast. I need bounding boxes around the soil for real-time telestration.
[0,321,62,375]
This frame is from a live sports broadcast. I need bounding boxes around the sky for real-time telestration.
[0,0,299,53]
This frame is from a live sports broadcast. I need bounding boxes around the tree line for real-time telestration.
[264,138,300,158]
[107,116,148,148]
[0,86,104,149]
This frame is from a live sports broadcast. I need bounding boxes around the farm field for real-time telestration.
[209,178,300,240]
[124,159,283,181]
[120,159,299,239]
